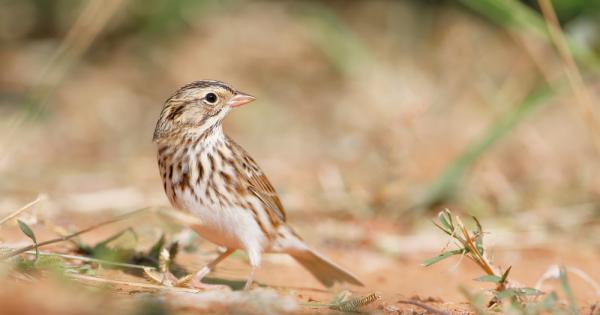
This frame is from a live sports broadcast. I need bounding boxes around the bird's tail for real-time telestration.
[290,248,364,287]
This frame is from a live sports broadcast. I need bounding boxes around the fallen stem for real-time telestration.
[67,273,201,293]
[538,0,600,155]
[1,207,151,260]
[24,250,155,270]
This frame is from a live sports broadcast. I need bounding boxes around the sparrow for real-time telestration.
[153,80,363,289]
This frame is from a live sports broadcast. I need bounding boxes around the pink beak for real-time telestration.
[227,93,256,108]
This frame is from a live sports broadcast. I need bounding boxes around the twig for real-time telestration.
[0,195,46,226]
[30,0,126,109]
[67,273,201,293]
[1,207,151,260]
[396,300,450,315]
[24,250,155,270]
[538,0,600,154]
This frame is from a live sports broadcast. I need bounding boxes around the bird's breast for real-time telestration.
[157,137,269,250]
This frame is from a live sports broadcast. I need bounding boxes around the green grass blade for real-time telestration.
[295,2,369,76]
[422,249,466,267]
[474,275,503,283]
[418,84,556,209]
[499,266,512,285]
[458,0,600,71]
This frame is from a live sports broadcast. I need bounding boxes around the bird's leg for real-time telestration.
[242,248,262,290]
[189,248,235,289]
[243,266,257,290]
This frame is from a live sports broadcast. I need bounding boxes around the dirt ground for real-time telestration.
[1,211,598,315]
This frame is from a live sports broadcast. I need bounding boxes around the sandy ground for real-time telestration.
[0,211,598,314]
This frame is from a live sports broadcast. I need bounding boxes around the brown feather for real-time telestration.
[291,249,364,287]
[226,136,287,223]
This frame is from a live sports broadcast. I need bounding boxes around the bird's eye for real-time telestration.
[205,93,218,104]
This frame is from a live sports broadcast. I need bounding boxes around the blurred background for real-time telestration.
[1,0,600,238]
[2,1,600,312]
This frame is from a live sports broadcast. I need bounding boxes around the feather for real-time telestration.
[227,136,287,222]
[290,248,364,287]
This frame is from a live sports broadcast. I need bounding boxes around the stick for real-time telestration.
[1,207,151,260]
[24,250,155,270]
[67,273,201,293]
[0,195,45,226]
[538,0,600,154]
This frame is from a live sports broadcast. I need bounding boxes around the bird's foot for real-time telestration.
[188,278,230,290]
[243,267,257,290]
[187,266,229,290]
[143,267,180,287]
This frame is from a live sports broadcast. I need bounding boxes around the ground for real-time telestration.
[0,210,598,314]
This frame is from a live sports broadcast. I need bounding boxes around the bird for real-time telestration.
[153,80,363,290]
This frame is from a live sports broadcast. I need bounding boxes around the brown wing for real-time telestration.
[227,137,286,222]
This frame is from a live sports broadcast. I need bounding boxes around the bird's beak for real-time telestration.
[227,92,256,108]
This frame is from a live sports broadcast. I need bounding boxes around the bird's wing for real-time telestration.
[227,137,287,223]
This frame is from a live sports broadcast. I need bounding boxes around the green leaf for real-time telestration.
[17,220,38,260]
[438,210,453,231]
[495,289,517,300]
[17,220,36,243]
[88,228,137,266]
[474,275,503,283]
[95,228,137,248]
[417,84,556,210]
[432,221,453,236]
[422,249,466,267]
[499,266,512,285]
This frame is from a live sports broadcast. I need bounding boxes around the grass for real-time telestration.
[459,0,600,71]
[425,209,598,314]
[417,85,556,210]
[417,0,600,211]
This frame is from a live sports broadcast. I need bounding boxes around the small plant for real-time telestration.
[424,209,518,293]
[426,209,590,314]
[17,220,39,261]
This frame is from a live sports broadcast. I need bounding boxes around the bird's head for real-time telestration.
[153,80,255,141]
